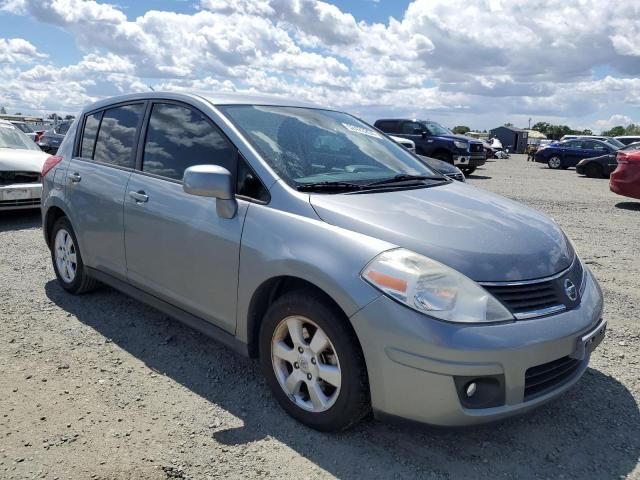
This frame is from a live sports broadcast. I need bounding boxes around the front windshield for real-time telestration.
[13,122,34,133]
[219,105,442,186]
[55,122,71,135]
[0,124,40,150]
[604,138,624,148]
[420,121,453,136]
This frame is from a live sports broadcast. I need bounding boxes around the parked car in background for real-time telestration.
[614,136,640,146]
[0,119,50,210]
[390,135,465,181]
[9,120,38,142]
[38,121,72,154]
[577,141,640,178]
[418,155,466,182]
[610,149,640,200]
[41,92,605,431]
[389,135,416,152]
[374,119,485,174]
[560,135,609,142]
[535,139,618,169]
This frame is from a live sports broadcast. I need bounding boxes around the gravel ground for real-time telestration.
[1,154,639,480]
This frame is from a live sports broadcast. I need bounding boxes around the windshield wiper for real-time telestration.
[296,181,366,192]
[364,174,444,187]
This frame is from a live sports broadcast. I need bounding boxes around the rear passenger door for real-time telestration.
[66,103,145,279]
[562,140,584,166]
[123,101,250,333]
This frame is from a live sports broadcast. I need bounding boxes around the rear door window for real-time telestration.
[141,103,236,181]
[93,104,144,168]
[80,111,102,158]
[400,121,423,134]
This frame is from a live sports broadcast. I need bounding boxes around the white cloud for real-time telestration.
[0,37,46,63]
[0,0,639,130]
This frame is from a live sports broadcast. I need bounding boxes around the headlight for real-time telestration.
[453,140,468,150]
[361,249,513,323]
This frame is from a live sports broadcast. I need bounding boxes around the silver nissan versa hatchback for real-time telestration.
[42,93,606,431]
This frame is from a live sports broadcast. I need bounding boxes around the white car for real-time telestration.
[389,135,416,152]
[0,119,50,210]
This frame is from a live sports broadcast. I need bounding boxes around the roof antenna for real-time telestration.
[148,85,155,92]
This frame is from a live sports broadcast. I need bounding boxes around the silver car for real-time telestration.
[41,93,605,431]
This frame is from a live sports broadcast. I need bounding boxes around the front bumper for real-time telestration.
[0,183,42,210]
[351,268,604,426]
[455,154,486,167]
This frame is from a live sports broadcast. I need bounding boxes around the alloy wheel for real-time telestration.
[548,156,562,169]
[54,228,77,283]
[271,316,341,412]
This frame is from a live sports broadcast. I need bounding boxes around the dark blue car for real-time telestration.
[534,139,618,169]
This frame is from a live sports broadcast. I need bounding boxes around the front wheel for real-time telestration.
[259,291,370,431]
[547,156,562,169]
[461,166,476,175]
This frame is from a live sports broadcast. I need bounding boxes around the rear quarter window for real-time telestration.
[93,104,144,168]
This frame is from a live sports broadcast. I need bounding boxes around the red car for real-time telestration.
[610,149,640,200]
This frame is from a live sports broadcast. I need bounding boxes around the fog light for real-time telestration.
[466,382,477,397]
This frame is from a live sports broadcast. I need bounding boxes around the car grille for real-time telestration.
[0,171,40,186]
[524,355,582,400]
[446,172,465,182]
[470,143,484,153]
[482,259,584,319]
[0,198,40,208]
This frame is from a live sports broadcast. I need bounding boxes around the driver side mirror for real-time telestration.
[412,128,425,136]
[183,165,237,219]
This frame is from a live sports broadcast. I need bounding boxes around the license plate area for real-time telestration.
[1,188,31,200]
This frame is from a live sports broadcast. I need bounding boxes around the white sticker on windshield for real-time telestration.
[341,123,381,139]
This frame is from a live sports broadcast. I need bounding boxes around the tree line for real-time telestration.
[451,121,639,139]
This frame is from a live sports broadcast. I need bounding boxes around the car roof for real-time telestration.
[80,92,324,114]
[0,119,14,126]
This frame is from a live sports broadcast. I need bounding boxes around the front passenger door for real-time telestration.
[123,102,247,333]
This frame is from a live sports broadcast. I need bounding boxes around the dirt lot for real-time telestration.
[1,154,639,480]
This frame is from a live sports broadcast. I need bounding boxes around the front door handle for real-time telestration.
[128,190,149,203]
[68,172,81,183]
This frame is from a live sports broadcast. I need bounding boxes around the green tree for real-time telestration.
[602,125,625,137]
[452,125,470,134]
[64,115,75,120]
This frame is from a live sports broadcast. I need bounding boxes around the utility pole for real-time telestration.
[528,118,532,129]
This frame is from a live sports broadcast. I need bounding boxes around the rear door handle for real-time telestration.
[68,172,81,183]
[128,190,149,203]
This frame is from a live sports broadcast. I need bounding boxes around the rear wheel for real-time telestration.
[50,217,98,294]
[547,156,562,169]
[585,162,603,178]
[259,290,370,431]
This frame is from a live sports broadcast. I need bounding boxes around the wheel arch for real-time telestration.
[246,276,356,359]
[44,205,69,248]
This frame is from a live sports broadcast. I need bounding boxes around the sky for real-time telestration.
[0,0,639,133]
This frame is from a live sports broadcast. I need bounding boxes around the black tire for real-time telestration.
[259,290,370,432]
[585,163,603,178]
[433,151,454,164]
[50,217,99,294]
[461,166,476,175]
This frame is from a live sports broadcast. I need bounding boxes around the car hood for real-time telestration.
[417,155,460,175]
[435,133,482,144]
[309,182,573,282]
[0,148,50,172]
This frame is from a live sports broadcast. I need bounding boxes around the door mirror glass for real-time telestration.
[183,165,237,218]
